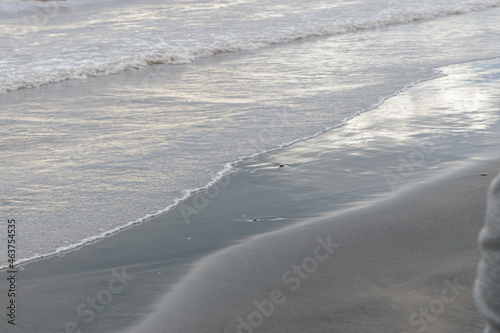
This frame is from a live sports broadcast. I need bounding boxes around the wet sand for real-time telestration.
[129,158,497,333]
[1,144,498,333]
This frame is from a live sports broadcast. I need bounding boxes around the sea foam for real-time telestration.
[1,0,499,93]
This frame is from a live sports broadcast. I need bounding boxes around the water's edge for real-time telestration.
[3,54,499,271]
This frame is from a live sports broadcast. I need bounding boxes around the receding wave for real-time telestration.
[1,0,499,93]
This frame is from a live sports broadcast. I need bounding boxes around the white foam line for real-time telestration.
[0,67,451,271]
[0,161,234,271]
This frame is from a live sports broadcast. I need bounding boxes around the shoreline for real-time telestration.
[1,150,497,332]
[2,54,499,271]
[125,156,499,333]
